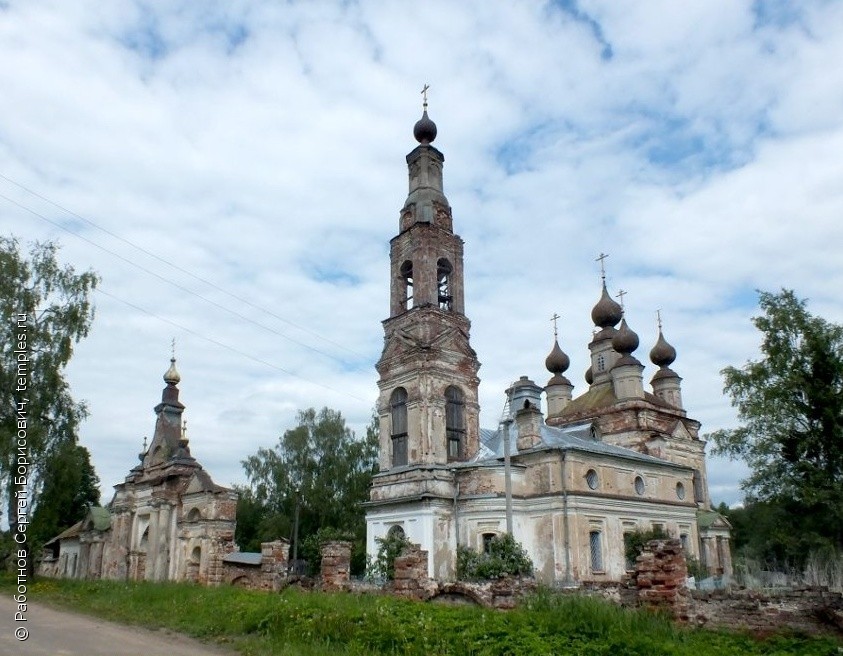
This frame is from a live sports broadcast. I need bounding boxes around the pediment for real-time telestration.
[381,324,475,362]
[671,421,693,441]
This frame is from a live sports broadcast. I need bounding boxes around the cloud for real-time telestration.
[2,0,840,512]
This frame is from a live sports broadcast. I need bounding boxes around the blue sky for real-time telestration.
[2,0,843,508]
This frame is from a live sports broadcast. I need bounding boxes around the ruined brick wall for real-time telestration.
[320,541,352,591]
[633,538,689,619]
[390,544,438,600]
[261,540,289,591]
[689,587,843,636]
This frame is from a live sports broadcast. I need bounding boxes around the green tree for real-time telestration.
[241,407,378,573]
[710,289,843,559]
[0,238,98,551]
[30,442,100,548]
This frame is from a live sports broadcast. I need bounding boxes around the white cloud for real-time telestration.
[2,0,841,510]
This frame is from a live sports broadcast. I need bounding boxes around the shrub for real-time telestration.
[456,534,533,580]
[299,527,355,576]
[623,527,670,568]
[368,530,411,581]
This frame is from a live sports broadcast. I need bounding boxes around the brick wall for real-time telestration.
[320,541,352,591]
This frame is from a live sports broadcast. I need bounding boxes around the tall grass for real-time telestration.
[8,576,840,656]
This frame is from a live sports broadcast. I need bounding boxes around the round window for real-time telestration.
[634,475,645,496]
[586,469,599,490]
[676,482,686,500]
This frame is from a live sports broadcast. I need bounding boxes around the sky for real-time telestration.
[2,0,842,510]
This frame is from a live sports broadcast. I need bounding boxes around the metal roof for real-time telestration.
[473,420,688,469]
[222,552,263,566]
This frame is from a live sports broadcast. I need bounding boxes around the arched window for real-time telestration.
[187,507,202,522]
[400,260,413,310]
[445,386,465,461]
[390,388,408,467]
[437,258,453,310]
[191,546,201,564]
[387,525,405,540]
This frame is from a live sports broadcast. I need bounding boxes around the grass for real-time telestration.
[5,576,842,655]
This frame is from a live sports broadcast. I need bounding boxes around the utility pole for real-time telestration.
[502,418,514,535]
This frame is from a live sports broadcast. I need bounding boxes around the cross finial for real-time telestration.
[656,309,663,331]
[616,289,627,311]
[182,420,187,439]
[421,83,430,109]
[170,337,176,360]
[142,436,148,452]
[595,252,609,283]
[550,313,561,340]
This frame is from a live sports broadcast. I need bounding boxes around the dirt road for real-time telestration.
[0,595,237,656]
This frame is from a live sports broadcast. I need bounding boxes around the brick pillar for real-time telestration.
[634,538,689,620]
[320,541,352,591]
[391,544,438,600]
[260,539,290,591]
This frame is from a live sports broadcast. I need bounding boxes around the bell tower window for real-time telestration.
[437,258,453,310]
[445,385,465,460]
[390,387,408,467]
[400,260,414,310]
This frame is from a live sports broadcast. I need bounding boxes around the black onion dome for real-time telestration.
[612,318,640,355]
[413,110,437,144]
[591,284,623,328]
[649,329,677,367]
[545,339,570,375]
[585,365,594,385]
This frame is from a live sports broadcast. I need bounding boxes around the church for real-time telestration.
[364,102,732,584]
[39,357,241,584]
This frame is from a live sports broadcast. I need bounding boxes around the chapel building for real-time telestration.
[365,105,732,584]
[39,358,240,584]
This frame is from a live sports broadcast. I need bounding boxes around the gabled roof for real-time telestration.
[43,521,83,547]
[474,420,688,469]
[697,509,732,530]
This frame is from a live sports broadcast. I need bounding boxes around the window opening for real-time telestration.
[445,386,465,460]
[623,533,635,570]
[482,532,496,554]
[693,470,704,503]
[400,261,413,310]
[387,525,406,540]
[634,475,645,496]
[586,469,599,490]
[437,259,453,310]
[390,388,408,467]
[676,481,686,500]
[589,531,603,572]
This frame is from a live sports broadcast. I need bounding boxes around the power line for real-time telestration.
[0,171,369,361]
[0,187,373,371]
[94,286,372,404]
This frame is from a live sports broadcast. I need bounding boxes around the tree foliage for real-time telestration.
[30,442,100,548]
[710,289,843,555]
[456,534,534,581]
[240,407,378,573]
[0,237,98,535]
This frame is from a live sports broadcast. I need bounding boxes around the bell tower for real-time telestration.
[375,95,481,471]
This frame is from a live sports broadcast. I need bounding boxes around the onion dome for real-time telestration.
[649,329,677,367]
[612,318,640,355]
[545,339,570,376]
[591,283,623,328]
[413,110,437,145]
[163,357,181,385]
[585,365,594,385]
